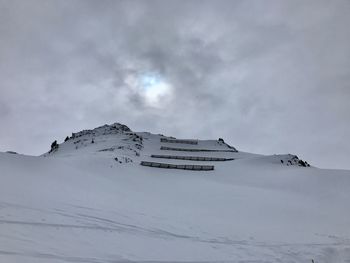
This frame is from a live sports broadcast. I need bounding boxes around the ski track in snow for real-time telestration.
[1,201,349,262]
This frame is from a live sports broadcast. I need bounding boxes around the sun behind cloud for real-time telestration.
[125,72,173,107]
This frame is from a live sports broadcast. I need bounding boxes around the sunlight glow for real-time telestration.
[125,73,172,107]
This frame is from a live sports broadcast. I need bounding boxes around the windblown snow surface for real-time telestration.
[0,123,349,263]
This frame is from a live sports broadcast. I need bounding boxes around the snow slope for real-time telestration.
[0,123,349,262]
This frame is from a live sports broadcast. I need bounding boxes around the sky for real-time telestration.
[0,0,349,169]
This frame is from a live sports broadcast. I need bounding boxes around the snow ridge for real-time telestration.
[1,122,348,263]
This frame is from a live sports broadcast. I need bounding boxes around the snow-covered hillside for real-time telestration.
[1,122,349,262]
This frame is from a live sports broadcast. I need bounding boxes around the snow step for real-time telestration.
[151,155,234,161]
[140,161,214,171]
[160,138,198,144]
[160,146,236,152]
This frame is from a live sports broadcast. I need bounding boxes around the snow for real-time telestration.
[0,123,349,262]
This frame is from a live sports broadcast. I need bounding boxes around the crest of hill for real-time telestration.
[42,121,310,168]
[43,123,143,161]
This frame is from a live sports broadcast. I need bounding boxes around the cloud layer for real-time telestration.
[1,0,349,169]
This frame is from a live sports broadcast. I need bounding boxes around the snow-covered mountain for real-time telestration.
[1,122,349,262]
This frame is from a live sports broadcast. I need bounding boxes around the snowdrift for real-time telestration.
[0,122,349,262]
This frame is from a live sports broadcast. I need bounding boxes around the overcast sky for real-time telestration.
[0,0,349,169]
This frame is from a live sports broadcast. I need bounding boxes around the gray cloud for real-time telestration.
[0,0,349,169]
